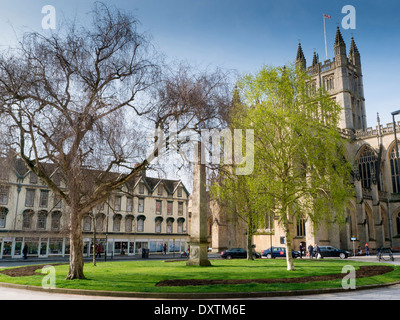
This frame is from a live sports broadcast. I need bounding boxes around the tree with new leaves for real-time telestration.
[0,3,231,279]
[214,65,354,270]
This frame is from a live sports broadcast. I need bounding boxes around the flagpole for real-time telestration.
[323,14,328,60]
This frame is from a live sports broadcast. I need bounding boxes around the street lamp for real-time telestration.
[391,110,400,192]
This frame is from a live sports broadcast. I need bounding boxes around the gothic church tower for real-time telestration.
[296,27,367,131]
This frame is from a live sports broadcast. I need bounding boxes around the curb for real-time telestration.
[0,280,399,299]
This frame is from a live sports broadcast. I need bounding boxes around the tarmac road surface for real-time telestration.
[0,282,400,300]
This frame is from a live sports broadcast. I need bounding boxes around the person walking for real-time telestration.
[163,243,167,255]
[96,244,101,258]
[308,244,314,259]
[299,243,303,258]
[315,244,322,259]
[365,243,370,256]
[23,245,28,260]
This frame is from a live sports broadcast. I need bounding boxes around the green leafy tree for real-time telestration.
[214,65,354,270]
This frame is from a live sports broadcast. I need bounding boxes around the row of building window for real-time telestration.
[323,76,334,91]
[307,76,335,94]
[20,210,61,230]
[0,187,185,216]
[82,214,185,233]
[0,208,186,234]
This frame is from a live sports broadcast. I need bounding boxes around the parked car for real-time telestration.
[262,247,300,259]
[221,248,261,259]
[314,246,350,259]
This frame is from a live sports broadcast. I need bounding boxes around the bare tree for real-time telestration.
[0,3,231,279]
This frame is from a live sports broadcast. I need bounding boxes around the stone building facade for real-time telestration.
[0,159,190,259]
[209,27,400,254]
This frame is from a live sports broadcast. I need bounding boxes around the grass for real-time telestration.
[0,259,400,294]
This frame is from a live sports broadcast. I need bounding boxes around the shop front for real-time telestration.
[1,238,13,257]
[0,235,189,259]
[114,240,128,255]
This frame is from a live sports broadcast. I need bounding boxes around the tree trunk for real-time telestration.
[247,229,254,260]
[246,216,254,260]
[284,227,295,271]
[284,207,295,271]
[66,211,85,280]
[93,215,97,267]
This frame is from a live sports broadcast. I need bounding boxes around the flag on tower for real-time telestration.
[323,14,331,60]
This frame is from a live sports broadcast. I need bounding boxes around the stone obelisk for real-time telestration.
[187,141,211,266]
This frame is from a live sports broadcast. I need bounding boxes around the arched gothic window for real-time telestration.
[113,214,122,232]
[357,146,382,191]
[51,211,62,231]
[125,215,133,232]
[177,218,185,233]
[37,210,48,230]
[389,144,400,193]
[296,218,306,237]
[83,215,92,231]
[0,207,8,228]
[96,213,105,232]
[22,209,34,229]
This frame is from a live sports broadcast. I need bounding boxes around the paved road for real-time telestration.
[0,282,399,300]
[0,254,399,300]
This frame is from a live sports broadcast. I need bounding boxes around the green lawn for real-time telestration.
[1,259,400,293]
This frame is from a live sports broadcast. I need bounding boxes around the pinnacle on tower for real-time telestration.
[349,37,361,67]
[334,26,347,65]
[296,43,305,61]
[349,37,359,54]
[334,26,345,47]
[312,51,319,67]
[295,43,306,69]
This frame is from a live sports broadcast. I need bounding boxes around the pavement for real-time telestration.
[0,253,399,300]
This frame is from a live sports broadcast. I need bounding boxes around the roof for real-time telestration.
[1,157,190,196]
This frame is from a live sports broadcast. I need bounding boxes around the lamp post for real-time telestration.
[391,110,400,192]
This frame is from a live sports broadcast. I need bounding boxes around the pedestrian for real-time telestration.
[23,245,28,260]
[163,243,167,255]
[315,244,322,259]
[308,244,314,259]
[365,243,370,256]
[299,243,303,258]
[95,244,101,258]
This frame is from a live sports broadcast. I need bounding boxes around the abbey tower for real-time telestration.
[296,27,367,132]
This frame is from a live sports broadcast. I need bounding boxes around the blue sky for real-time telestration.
[0,0,399,126]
